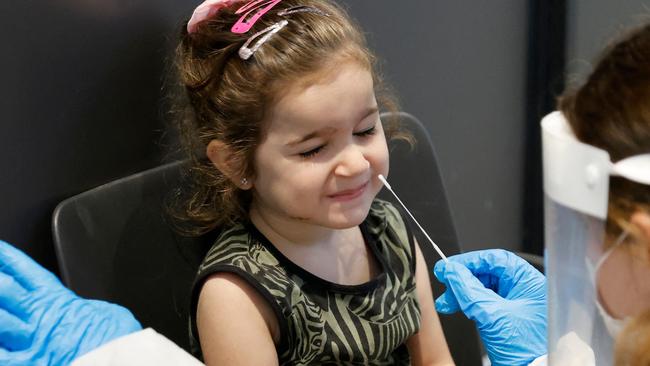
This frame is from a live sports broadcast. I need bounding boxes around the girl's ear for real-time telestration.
[630,210,650,263]
[206,139,252,190]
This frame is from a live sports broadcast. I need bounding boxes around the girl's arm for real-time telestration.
[196,272,280,366]
[406,241,456,366]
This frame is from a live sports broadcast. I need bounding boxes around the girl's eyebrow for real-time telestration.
[285,127,337,147]
[285,106,379,147]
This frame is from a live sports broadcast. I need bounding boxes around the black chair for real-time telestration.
[52,160,211,352]
[52,112,482,364]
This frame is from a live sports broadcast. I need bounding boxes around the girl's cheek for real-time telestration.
[373,138,390,171]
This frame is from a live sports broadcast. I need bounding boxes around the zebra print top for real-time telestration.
[189,199,421,365]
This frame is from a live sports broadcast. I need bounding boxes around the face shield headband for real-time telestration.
[542,111,650,220]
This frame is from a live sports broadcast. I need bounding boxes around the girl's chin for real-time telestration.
[322,205,372,229]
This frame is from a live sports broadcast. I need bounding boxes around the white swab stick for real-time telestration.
[378,174,448,262]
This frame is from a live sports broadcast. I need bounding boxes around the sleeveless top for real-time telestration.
[189,199,421,365]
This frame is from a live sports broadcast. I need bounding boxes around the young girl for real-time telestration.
[173,0,454,364]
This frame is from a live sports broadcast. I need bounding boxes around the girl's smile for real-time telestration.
[327,181,369,202]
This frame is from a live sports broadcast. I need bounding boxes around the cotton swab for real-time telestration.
[378,174,448,262]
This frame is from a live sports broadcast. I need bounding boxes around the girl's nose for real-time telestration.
[334,147,370,177]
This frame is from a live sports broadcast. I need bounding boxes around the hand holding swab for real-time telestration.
[378,174,449,262]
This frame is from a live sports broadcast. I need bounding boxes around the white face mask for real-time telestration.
[588,231,632,339]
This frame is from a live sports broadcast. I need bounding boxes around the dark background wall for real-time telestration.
[566,0,650,83]
[2,1,648,274]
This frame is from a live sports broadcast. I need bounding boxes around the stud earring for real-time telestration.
[241,178,248,186]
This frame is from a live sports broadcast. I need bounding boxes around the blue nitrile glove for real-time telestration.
[434,249,547,366]
[0,240,142,366]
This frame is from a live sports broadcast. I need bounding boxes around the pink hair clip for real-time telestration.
[187,0,244,34]
[231,0,283,34]
[236,5,329,60]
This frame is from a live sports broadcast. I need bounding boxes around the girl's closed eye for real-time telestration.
[299,144,326,158]
[299,124,377,159]
[354,125,376,137]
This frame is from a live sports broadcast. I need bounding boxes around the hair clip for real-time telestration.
[188,0,244,34]
[277,5,330,17]
[238,20,289,60]
[231,0,283,34]
[236,4,329,60]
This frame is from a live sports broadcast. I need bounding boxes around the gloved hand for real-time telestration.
[0,240,142,366]
[434,249,547,366]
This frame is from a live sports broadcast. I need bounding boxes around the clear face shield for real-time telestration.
[541,111,650,366]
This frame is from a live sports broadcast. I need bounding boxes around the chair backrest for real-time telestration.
[52,112,481,364]
[52,160,210,351]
